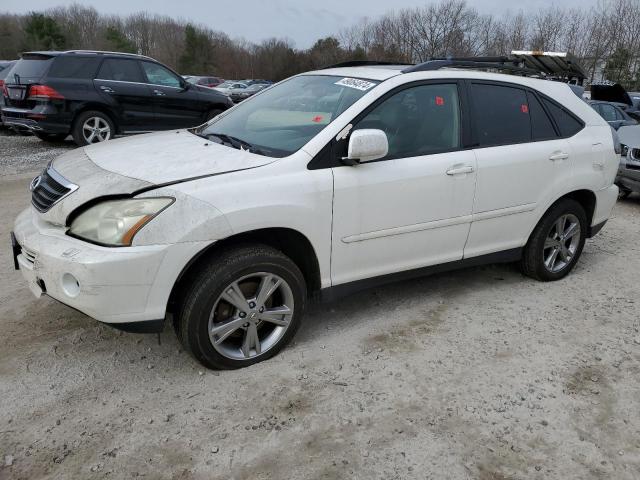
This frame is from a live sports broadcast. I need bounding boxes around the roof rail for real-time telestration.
[63,50,153,60]
[401,58,540,76]
[321,60,412,69]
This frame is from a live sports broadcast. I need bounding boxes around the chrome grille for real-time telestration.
[31,166,78,212]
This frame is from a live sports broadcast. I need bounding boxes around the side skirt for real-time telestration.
[318,248,522,303]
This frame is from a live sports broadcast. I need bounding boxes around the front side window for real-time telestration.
[196,75,379,157]
[141,62,182,88]
[97,59,144,83]
[471,83,531,146]
[355,83,461,159]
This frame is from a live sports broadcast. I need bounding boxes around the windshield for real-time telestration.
[196,75,379,157]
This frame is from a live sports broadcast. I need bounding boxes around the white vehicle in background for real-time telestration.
[12,58,619,369]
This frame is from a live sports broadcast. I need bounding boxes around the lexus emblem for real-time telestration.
[30,175,42,192]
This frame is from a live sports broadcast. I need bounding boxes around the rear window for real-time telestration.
[48,56,101,79]
[542,98,584,137]
[97,58,144,83]
[10,55,53,81]
[471,83,531,146]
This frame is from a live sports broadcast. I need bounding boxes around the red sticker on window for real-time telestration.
[435,96,444,106]
[521,104,529,113]
[312,115,324,123]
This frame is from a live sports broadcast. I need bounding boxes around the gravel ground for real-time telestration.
[1,131,640,480]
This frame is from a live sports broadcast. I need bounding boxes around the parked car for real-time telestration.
[0,60,17,127]
[184,75,224,88]
[616,125,640,199]
[12,61,619,369]
[234,83,269,102]
[214,81,249,102]
[588,100,638,130]
[1,51,232,146]
[590,82,640,121]
[241,79,273,86]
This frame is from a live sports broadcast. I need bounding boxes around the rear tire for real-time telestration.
[34,132,67,143]
[71,111,115,146]
[176,244,306,369]
[520,198,587,281]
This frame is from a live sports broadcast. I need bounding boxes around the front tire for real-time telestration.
[520,198,587,281]
[71,111,115,146]
[177,245,306,369]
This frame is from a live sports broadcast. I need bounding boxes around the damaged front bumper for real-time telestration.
[12,207,211,330]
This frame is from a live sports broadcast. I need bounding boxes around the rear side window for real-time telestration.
[527,92,557,140]
[542,98,584,137]
[471,83,530,146]
[97,59,144,83]
[10,56,54,81]
[48,56,101,79]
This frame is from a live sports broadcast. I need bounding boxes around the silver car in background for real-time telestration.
[616,125,640,199]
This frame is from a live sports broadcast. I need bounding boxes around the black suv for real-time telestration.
[1,51,233,145]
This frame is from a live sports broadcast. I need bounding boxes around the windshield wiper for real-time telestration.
[205,132,266,155]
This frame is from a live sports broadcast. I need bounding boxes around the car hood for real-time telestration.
[42,130,276,225]
[617,125,640,147]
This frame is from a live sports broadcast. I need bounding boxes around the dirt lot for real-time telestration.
[1,131,639,480]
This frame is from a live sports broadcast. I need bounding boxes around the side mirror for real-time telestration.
[343,129,389,165]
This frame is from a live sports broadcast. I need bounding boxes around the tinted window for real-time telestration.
[10,56,54,81]
[141,62,181,87]
[97,59,144,83]
[527,91,557,140]
[542,98,583,137]
[356,83,460,158]
[48,56,101,79]
[472,83,530,146]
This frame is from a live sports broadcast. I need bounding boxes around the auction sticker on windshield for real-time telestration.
[335,78,377,91]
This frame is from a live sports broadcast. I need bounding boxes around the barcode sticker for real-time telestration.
[334,78,377,91]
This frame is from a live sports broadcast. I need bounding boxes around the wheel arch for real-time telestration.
[166,227,322,315]
[71,104,120,134]
[526,189,597,244]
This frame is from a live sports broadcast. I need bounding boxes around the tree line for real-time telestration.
[0,0,639,89]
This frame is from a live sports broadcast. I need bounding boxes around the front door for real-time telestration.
[140,61,207,129]
[331,82,477,286]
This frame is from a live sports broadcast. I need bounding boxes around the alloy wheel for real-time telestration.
[82,117,111,144]
[543,213,581,273]
[208,273,295,360]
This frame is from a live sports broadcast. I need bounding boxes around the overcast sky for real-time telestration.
[2,0,593,48]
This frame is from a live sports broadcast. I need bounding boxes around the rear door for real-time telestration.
[93,58,155,131]
[140,61,207,128]
[464,82,573,258]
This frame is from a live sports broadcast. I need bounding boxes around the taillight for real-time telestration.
[0,79,6,97]
[28,85,64,100]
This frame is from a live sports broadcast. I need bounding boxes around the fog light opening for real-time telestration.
[62,273,80,298]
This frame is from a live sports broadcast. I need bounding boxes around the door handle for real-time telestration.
[153,89,166,96]
[446,165,474,175]
[549,152,569,161]
[99,86,115,94]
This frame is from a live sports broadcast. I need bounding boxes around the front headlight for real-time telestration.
[68,198,174,246]
[621,143,629,157]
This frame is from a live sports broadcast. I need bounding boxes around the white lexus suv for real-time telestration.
[12,60,619,369]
